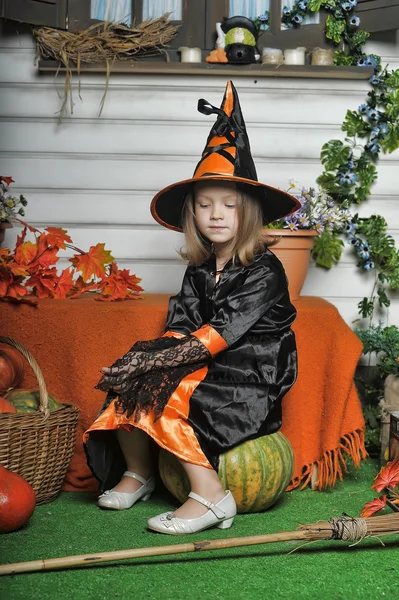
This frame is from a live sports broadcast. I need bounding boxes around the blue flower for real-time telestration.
[359,250,370,259]
[361,243,369,252]
[357,57,367,66]
[344,223,357,235]
[347,160,354,168]
[349,0,358,6]
[370,126,380,140]
[292,14,304,23]
[364,260,375,271]
[298,0,308,9]
[326,200,335,208]
[379,123,389,136]
[282,6,291,15]
[358,103,368,114]
[342,1,353,11]
[349,16,360,26]
[340,171,357,185]
[348,235,360,246]
[367,107,380,122]
[365,141,380,154]
[369,75,381,85]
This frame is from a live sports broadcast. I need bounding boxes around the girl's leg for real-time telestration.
[111,427,153,493]
[172,460,226,519]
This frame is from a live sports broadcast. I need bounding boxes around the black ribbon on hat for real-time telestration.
[197,99,237,145]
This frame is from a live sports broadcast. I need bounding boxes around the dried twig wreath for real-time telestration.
[33,14,180,123]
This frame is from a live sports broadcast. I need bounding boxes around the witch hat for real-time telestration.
[151,81,300,232]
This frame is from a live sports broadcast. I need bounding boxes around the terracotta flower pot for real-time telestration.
[0,222,13,246]
[263,229,318,301]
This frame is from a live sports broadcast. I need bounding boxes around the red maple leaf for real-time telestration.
[0,176,15,186]
[53,268,74,299]
[372,460,399,493]
[45,227,73,250]
[8,261,29,277]
[360,495,387,518]
[26,270,58,299]
[69,244,114,282]
[6,279,30,299]
[0,248,10,261]
[14,240,38,266]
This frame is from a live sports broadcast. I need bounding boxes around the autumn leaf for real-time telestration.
[45,227,73,250]
[6,278,31,299]
[69,244,114,282]
[0,248,10,261]
[372,459,399,493]
[26,270,58,299]
[15,226,28,248]
[8,261,29,277]
[360,495,387,518]
[0,176,15,186]
[14,240,38,266]
[53,268,74,299]
[68,275,100,299]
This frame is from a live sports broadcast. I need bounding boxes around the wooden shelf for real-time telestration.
[38,60,374,80]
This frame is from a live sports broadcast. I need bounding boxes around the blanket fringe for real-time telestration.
[287,428,368,491]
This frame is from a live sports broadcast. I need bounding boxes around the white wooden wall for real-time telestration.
[1,22,398,329]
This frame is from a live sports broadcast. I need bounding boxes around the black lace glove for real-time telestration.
[95,335,211,393]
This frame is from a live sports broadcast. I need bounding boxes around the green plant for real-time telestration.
[281,0,373,65]
[0,177,27,223]
[355,325,399,379]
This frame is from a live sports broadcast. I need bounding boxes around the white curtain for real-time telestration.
[142,0,182,21]
[91,0,132,24]
[229,1,270,19]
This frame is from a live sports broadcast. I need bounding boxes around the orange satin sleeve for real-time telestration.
[162,331,186,339]
[191,325,228,357]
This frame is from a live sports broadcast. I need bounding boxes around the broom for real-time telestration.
[1,513,399,576]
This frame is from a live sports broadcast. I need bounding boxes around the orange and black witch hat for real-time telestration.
[151,81,300,232]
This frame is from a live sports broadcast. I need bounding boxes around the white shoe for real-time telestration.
[147,490,237,535]
[98,471,155,510]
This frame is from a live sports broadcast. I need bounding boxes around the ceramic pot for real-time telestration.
[263,229,318,301]
[0,222,12,246]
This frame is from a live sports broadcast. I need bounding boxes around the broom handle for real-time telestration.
[0,529,310,575]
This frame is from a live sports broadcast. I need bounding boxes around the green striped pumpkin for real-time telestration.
[158,432,294,514]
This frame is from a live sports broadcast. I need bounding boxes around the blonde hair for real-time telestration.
[180,183,269,267]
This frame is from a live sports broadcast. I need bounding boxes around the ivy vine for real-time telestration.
[282,1,399,332]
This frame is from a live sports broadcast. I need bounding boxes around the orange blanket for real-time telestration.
[0,295,366,491]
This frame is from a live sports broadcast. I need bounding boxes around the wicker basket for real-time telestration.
[0,336,79,505]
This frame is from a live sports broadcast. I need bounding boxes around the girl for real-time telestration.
[84,81,300,536]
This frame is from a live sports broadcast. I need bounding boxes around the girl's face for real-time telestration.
[194,181,239,247]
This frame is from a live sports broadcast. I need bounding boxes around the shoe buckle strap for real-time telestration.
[123,471,147,486]
[188,491,226,519]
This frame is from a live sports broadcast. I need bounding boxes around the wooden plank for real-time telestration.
[37,59,375,80]
[2,154,397,196]
[0,84,373,121]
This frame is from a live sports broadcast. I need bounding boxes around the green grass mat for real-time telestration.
[1,459,398,600]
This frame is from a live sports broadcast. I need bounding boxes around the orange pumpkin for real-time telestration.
[0,344,24,395]
[0,464,36,533]
[0,396,16,413]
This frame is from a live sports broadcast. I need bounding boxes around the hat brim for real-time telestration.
[150,175,301,232]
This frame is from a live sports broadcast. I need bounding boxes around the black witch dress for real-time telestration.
[84,249,298,492]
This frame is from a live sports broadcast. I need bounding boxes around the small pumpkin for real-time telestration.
[159,432,294,514]
[5,389,63,413]
[0,396,17,414]
[0,464,36,533]
[0,344,24,395]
